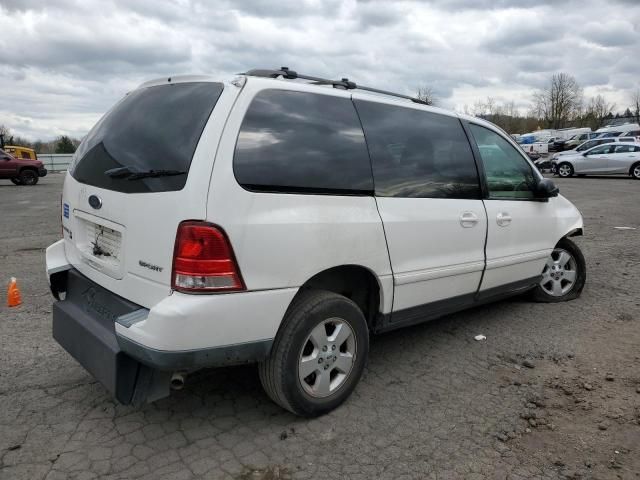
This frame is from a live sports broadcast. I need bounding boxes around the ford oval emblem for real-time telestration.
[88,195,102,210]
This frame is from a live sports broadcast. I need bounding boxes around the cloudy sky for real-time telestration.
[1,0,639,140]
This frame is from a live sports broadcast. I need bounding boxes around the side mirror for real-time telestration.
[536,178,559,198]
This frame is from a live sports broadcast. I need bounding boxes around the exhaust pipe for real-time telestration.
[170,372,185,390]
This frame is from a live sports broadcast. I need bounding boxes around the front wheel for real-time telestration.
[10,178,22,185]
[259,289,369,417]
[557,162,574,178]
[530,237,586,303]
[631,162,640,180]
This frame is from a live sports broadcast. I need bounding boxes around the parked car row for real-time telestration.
[517,123,640,155]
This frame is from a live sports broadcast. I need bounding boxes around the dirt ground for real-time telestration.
[0,173,639,480]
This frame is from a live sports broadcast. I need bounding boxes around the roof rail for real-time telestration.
[242,67,431,106]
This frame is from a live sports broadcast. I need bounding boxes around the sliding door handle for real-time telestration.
[496,212,512,227]
[460,211,479,228]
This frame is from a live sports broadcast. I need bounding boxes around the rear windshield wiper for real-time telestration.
[104,166,186,180]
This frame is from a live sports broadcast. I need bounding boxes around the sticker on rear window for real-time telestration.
[63,203,69,218]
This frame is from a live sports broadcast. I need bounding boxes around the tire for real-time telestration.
[530,237,586,303]
[259,289,369,417]
[557,162,574,178]
[10,178,22,185]
[19,169,38,185]
[631,162,640,180]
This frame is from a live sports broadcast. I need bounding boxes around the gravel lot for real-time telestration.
[1,173,639,480]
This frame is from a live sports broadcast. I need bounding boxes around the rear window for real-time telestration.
[70,82,223,193]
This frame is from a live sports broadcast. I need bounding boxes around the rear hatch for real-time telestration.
[61,79,227,308]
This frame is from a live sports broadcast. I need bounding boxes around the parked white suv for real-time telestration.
[46,68,586,416]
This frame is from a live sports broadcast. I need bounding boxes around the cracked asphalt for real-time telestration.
[1,173,639,480]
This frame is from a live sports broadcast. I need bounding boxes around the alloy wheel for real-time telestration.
[298,317,356,398]
[558,164,572,177]
[540,248,577,297]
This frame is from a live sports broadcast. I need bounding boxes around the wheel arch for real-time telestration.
[564,227,583,238]
[290,264,385,333]
[629,161,640,177]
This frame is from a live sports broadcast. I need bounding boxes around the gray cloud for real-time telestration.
[0,0,639,140]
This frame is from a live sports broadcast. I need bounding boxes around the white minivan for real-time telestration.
[46,68,586,416]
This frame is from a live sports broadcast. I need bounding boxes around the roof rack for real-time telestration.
[242,67,431,106]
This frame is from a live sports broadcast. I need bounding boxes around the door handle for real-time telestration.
[459,211,479,228]
[496,212,512,227]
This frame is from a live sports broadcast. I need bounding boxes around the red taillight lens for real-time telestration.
[171,221,245,293]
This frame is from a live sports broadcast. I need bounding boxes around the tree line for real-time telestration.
[0,125,80,154]
[3,72,640,149]
[420,73,640,134]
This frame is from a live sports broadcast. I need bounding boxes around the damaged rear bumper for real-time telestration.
[49,265,274,405]
[52,268,170,405]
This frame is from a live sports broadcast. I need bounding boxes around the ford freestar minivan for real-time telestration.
[46,68,586,416]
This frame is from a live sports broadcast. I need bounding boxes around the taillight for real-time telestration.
[171,221,245,293]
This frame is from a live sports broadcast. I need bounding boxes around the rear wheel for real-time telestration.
[631,162,640,180]
[531,237,586,303]
[259,289,369,417]
[557,163,574,178]
[19,169,38,185]
[10,178,22,185]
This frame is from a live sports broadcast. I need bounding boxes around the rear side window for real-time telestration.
[70,82,223,193]
[613,144,633,153]
[234,90,373,194]
[354,100,480,199]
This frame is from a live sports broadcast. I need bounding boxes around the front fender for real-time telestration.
[554,194,584,240]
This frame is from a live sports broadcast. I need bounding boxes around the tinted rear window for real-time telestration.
[233,89,373,194]
[70,82,223,193]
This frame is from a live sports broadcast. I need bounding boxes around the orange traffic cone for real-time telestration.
[7,277,22,307]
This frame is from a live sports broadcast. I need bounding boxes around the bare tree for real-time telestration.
[415,86,437,106]
[532,73,583,129]
[0,125,10,148]
[584,95,616,129]
[630,88,640,124]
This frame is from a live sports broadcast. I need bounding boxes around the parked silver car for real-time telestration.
[551,136,636,162]
[552,142,640,179]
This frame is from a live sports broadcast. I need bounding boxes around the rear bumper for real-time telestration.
[47,239,296,404]
[52,269,277,399]
[53,269,170,404]
[47,254,291,405]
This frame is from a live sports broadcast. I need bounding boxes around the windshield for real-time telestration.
[70,82,223,193]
